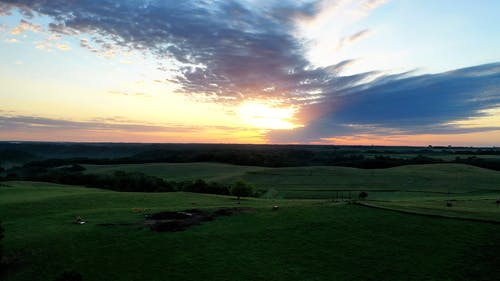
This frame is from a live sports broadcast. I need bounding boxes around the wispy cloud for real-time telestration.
[362,0,389,11]
[31,34,72,52]
[4,37,18,43]
[0,114,263,143]
[56,43,70,51]
[10,19,40,34]
[0,115,197,133]
[336,29,371,50]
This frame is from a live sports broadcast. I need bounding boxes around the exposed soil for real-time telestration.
[145,208,251,232]
[95,207,253,232]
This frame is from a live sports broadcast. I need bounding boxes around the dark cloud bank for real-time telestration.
[1,0,499,142]
[269,63,500,142]
[1,0,328,102]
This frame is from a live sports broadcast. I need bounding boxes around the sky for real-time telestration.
[0,0,499,146]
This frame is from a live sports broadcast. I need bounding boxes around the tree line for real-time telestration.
[8,153,500,171]
[0,164,256,197]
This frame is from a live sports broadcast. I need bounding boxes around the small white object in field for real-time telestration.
[74,216,86,225]
[272,205,279,211]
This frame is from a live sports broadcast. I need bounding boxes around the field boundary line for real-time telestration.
[354,201,500,225]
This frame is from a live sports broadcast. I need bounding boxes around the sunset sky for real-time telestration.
[0,0,499,145]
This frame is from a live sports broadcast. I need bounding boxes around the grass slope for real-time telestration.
[82,163,500,221]
[84,162,500,197]
[83,162,264,182]
[233,164,500,196]
[0,181,499,281]
[368,199,500,222]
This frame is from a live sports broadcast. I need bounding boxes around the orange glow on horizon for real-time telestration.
[322,131,500,147]
[237,101,301,130]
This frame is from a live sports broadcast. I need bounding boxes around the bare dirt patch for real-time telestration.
[96,207,253,232]
[145,208,251,232]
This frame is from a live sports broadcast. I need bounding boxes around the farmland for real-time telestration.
[1,143,499,281]
[0,181,499,281]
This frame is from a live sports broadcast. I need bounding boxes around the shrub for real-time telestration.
[358,191,368,200]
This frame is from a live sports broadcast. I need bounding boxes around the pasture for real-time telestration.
[82,162,500,223]
[84,162,500,199]
[83,162,264,182]
[0,181,498,281]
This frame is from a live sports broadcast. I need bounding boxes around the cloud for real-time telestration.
[336,29,370,50]
[0,0,354,104]
[56,43,70,51]
[362,0,389,11]
[0,4,10,15]
[267,63,500,142]
[31,35,72,52]
[0,114,261,142]
[10,18,40,34]
[4,37,18,43]
[0,115,225,134]
[2,1,499,144]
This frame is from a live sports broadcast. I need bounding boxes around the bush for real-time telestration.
[181,180,230,195]
[358,191,368,200]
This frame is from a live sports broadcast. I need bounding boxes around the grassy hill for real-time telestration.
[83,162,264,182]
[228,164,500,195]
[82,162,500,223]
[84,162,500,197]
[0,181,498,281]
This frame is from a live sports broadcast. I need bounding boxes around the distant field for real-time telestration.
[363,153,500,161]
[84,162,500,198]
[81,162,500,223]
[366,199,500,222]
[0,181,499,281]
[83,162,264,182]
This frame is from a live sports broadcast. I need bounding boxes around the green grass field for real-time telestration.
[84,162,500,198]
[83,162,264,182]
[1,180,499,281]
[82,162,500,223]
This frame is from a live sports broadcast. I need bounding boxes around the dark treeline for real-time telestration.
[1,165,232,195]
[2,144,500,195]
[1,142,500,170]
[454,149,500,155]
[9,154,500,171]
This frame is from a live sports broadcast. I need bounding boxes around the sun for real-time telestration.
[237,101,301,130]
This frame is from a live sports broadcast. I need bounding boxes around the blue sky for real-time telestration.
[356,0,500,73]
[0,0,499,145]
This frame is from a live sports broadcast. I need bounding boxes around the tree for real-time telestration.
[230,180,254,203]
[358,191,368,200]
